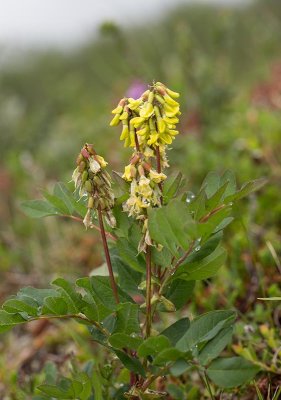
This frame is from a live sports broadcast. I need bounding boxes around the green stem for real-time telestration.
[34,314,108,335]
[203,371,215,400]
[145,246,152,338]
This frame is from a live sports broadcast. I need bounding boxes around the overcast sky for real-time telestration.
[0,0,247,49]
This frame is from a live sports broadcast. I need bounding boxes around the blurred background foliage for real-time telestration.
[0,0,281,397]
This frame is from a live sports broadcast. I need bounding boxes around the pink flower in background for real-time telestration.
[126,80,147,99]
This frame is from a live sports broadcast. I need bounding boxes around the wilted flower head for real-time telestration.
[72,144,115,229]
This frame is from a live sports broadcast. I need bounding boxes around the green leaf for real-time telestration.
[163,172,185,203]
[109,333,142,350]
[224,178,267,203]
[76,276,133,321]
[53,182,75,214]
[114,349,146,377]
[21,199,58,218]
[42,296,69,315]
[17,287,59,306]
[3,298,38,316]
[173,245,227,281]
[169,359,190,377]
[0,310,26,333]
[176,310,236,352]
[162,280,195,310]
[151,247,172,269]
[205,181,230,211]
[161,318,190,346]
[43,191,70,215]
[113,302,140,335]
[138,335,171,357]
[148,199,196,255]
[185,232,222,263]
[188,189,206,221]
[198,326,234,365]
[201,172,220,198]
[52,278,85,313]
[116,238,146,273]
[220,170,236,198]
[198,206,232,240]
[38,378,83,399]
[111,253,142,294]
[153,347,183,366]
[207,357,260,388]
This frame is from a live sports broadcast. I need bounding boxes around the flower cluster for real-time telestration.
[110,82,180,251]
[72,144,115,228]
[110,81,180,151]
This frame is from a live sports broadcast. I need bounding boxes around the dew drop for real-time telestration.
[195,246,201,252]
[186,191,195,203]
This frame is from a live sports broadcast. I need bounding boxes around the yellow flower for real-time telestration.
[137,176,153,198]
[122,164,136,181]
[149,169,167,183]
[95,155,108,168]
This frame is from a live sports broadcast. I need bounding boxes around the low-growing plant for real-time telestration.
[0,83,268,399]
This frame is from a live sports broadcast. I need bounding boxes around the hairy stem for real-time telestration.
[145,246,152,338]
[97,206,119,304]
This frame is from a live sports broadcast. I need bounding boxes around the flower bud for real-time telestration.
[88,196,94,209]
[138,164,145,176]
[81,148,90,159]
[160,296,176,312]
[164,93,179,107]
[82,170,88,183]
[76,153,84,165]
[166,87,180,98]
[120,123,129,141]
[110,113,121,126]
[148,91,154,103]
[119,110,129,120]
[85,180,92,192]
[78,161,86,172]
[140,102,154,118]
[128,98,142,110]
[155,94,165,104]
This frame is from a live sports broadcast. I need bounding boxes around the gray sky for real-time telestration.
[0,0,246,49]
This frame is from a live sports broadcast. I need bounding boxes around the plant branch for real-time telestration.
[97,206,120,304]
[134,129,140,152]
[33,314,108,335]
[199,204,226,223]
[59,214,116,241]
[141,364,170,391]
[159,241,195,295]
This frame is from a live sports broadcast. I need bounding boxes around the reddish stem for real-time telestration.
[59,214,116,241]
[97,207,119,304]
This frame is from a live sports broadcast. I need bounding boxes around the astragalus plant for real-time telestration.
[0,82,266,399]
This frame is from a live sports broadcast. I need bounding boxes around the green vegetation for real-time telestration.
[0,0,280,398]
